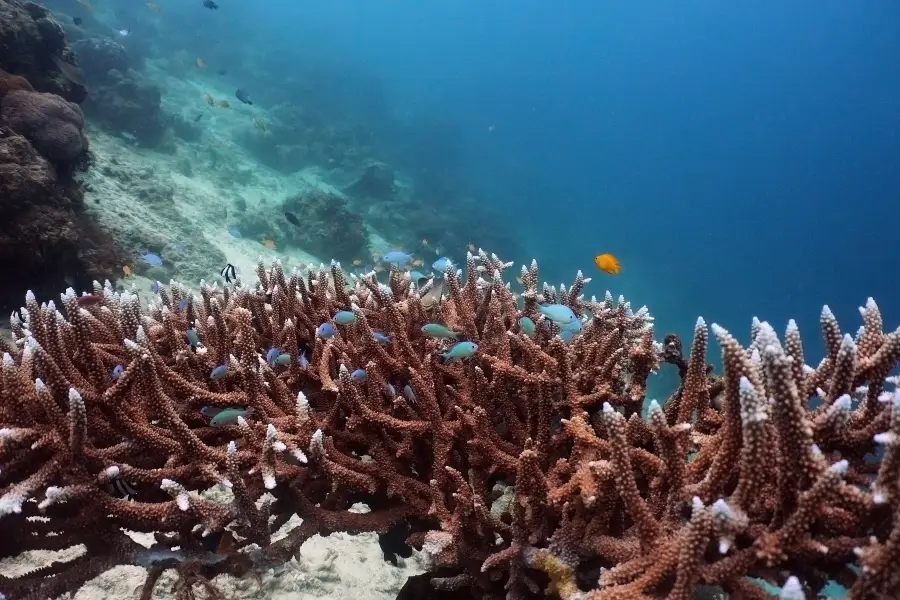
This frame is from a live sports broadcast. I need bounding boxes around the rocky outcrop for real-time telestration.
[0,0,122,313]
[277,189,369,264]
[0,0,87,103]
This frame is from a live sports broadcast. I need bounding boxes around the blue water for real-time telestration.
[89,1,900,368]
[225,1,900,367]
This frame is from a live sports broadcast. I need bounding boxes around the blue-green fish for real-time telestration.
[372,331,391,344]
[210,364,228,380]
[351,368,367,382]
[519,317,536,337]
[422,323,460,339]
[266,347,280,365]
[334,310,356,325]
[382,251,413,267]
[432,257,453,272]
[187,328,201,347]
[112,364,125,380]
[275,353,291,365]
[402,384,416,403]
[441,341,478,361]
[208,407,253,426]
[537,303,577,325]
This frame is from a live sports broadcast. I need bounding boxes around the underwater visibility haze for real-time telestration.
[1,0,899,598]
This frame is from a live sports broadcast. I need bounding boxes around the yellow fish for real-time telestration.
[122,264,134,279]
[216,99,230,108]
[594,253,622,275]
[352,258,363,266]
[253,118,268,134]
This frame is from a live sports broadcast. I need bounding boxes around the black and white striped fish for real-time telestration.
[220,263,236,283]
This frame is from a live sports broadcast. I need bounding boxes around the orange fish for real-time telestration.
[123,264,134,279]
[262,239,276,249]
[594,253,622,275]
[196,57,206,69]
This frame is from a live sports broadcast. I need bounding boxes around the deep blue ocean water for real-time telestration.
[121,1,900,380]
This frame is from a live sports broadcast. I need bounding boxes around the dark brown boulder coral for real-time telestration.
[0,125,121,314]
[0,88,89,164]
[0,0,87,104]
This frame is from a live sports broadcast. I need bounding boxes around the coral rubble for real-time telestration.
[0,251,898,600]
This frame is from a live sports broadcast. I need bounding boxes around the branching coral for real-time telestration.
[0,251,898,600]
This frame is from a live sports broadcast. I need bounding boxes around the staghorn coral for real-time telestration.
[0,252,897,600]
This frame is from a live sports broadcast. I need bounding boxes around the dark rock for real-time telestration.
[0,126,121,313]
[0,0,87,103]
[71,36,129,84]
[278,189,369,263]
[82,68,165,147]
[345,161,395,199]
[0,87,88,164]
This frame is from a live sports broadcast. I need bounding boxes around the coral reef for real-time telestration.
[276,188,369,263]
[0,250,898,600]
[0,0,87,103]
[0,0,122,315]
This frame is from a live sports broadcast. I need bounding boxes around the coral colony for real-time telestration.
[1,251,899,600]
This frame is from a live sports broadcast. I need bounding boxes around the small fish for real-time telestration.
[382,251,413,267]
[253,118,268,134]
[317,322,336,339]
[441,341,478,361]
[422,323,460,339]
[298,351,310,369]
[210,364,228,380]
[333,311,356,325]
[384,383,396,398]
[266,347,280,365]
[284,211,301,227]
[411,258,425,268]
[229,227,242,238]
[537,304,577,325]
[275,353,291,365]
[210,408,253,426]
[193,113,204,122]
[147,1,161,11]
[202,0,219,9]
[372,331,391,344]
[220,263,236,283]
[178,297,190,311]
[594,253,622,275]
[173,242,186,252]
[409,270,429,284]
[432,257,453,272]
[235,89,252,105]
[76,294,103,307]
[196,57,206,69]
[141,252,163,266]
[351,368,367,382]
[421,238,429,247]
[402,385,416,403]
[203,93,215,106]
[467,242,477,252]
[519,316,536,336]
[112,364,125,380]
[187,328,201,347]
[118,28,131,37]
[352,258,363,266]
[262,239,276,249]
[151,281,160,293]
[73,16,83,25]
[216,99,230,108]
